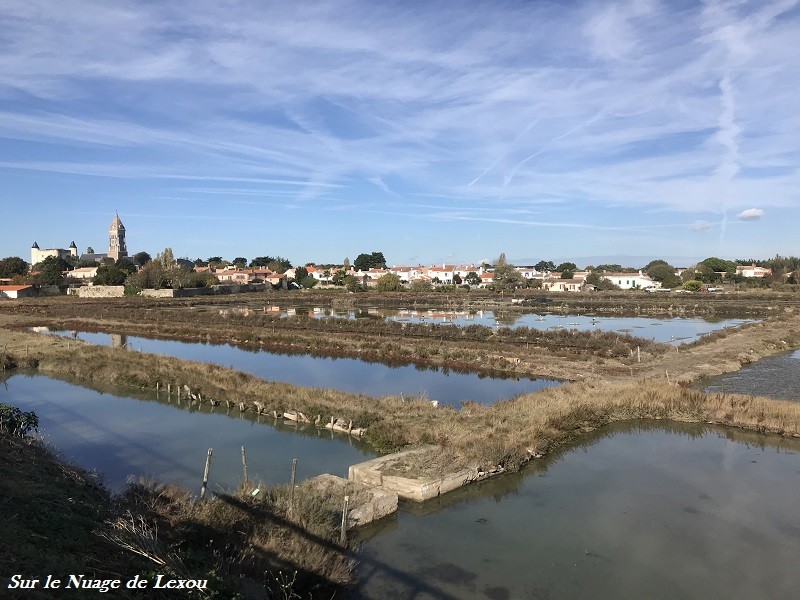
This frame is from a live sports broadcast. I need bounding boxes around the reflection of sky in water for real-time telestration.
[354,423,800,600]
[273,307,753,345]
[45,329,560,406]
[701,349,800,401]
[3,374,373,492]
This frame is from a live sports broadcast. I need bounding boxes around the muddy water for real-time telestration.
[39,328,560,406]
[701,349,800,401]
[354,421,800,599]
[1,373,372,492]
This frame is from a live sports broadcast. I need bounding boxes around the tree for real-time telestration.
[452,273,462,285]
[0,256,28,278]
[409,280,432,291]
[116,259,137,275]
[232,257,247,268]
[194,258,208,267]
[644,259,669,271]
[465,271,481,286]
[133,251,152,267]
[586,271,619,290]
[684,279,703,291]
[33,256,71,286]
[93,263,128,285]
[560,269,575,279]
[646,263,680,288]
[343,257,351,270]
[354,252,387,271]
[294,266,309,283]
[556,262,577,273]
[491,254,522,291]
[299,276,318,289]
[535,260,555,272]
[86,246,95,254]
[249,256,292,272]
[375,273,403,291]
[342,275,361,292]
[331,269,346,286]
[157,248,175,269]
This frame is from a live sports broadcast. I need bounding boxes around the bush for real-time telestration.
[0,404,39,437]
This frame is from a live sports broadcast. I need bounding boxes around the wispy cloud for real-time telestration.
[0,0,798,261]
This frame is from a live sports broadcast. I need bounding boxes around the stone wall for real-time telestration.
[77,285,125,298]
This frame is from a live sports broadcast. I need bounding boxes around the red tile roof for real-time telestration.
[0,285,33,291]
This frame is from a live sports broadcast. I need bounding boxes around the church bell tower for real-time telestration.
[108,212,127,261]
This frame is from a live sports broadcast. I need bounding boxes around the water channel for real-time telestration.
[4,373,799,599]
[701,349,800,401]
[38,328,560,406]
[221,305,753,345]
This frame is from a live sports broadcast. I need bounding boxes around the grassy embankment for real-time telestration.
[2,309,800,472]
[0,296,672,381]
[1,427,357,599]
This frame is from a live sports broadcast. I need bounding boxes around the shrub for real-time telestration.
[0,404,39,437]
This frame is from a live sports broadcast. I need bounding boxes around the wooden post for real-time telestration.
[199,448,213,502]
[241,446,248,484]
[666,370,671,385]
[289,458,297,514]
[637,346,641,363]
[340,495,349,544]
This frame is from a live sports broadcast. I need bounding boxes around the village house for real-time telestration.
[68,266,99,282]
[600,270,659,290]
[0,285,35,299]
[542,278,592,293]
[735,264,773,278]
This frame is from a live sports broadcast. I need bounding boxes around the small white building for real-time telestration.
[0,285,34,299]
[600,271,659,290]
[735,264,772,278]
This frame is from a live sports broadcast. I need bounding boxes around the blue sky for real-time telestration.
[1,0,798,268]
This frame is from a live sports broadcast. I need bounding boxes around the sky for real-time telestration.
[1,0,798,268]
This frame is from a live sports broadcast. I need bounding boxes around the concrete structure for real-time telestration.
[107,212,127,261]
[349,446,491,502]
[0,285,34,299]
[304,474,398,529]
[31,241,77,265]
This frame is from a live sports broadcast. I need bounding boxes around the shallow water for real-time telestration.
[238,306,753,345]
[353,421,800,599]
[701,349,800,401]
[1,373,372,492]
[39,328,560,406]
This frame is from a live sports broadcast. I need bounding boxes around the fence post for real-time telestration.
[199,448,213,501]
[241,445,248,484]
[340,495,349,544]
[289,458,298,514]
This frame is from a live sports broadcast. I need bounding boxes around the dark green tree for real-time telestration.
[133,251,152,267]
[294,267,309,283]
[0,256,28,278]
[646,263,680,288]
[354,252,387,271]
[556,262,577,273]
[93,263,128,285]
[465,271,481,286]
[33,256,71,286]
[116,259,137,275]
[232,257,248,267]
[534,260,555,272]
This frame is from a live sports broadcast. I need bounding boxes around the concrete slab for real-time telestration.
[304,474,398,529]
[348,445,492,502]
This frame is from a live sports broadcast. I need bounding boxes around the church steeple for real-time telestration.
[108,212,127,261]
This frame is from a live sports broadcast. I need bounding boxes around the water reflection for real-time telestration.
[354,421,800,600]
[222,305,753,345]
[1,373,373,492]
[40,328,560,406]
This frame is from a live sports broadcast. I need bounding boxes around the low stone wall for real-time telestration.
[76,285,125,298]
[139,283,271,298]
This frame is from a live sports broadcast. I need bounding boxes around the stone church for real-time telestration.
[33,213,129,265]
